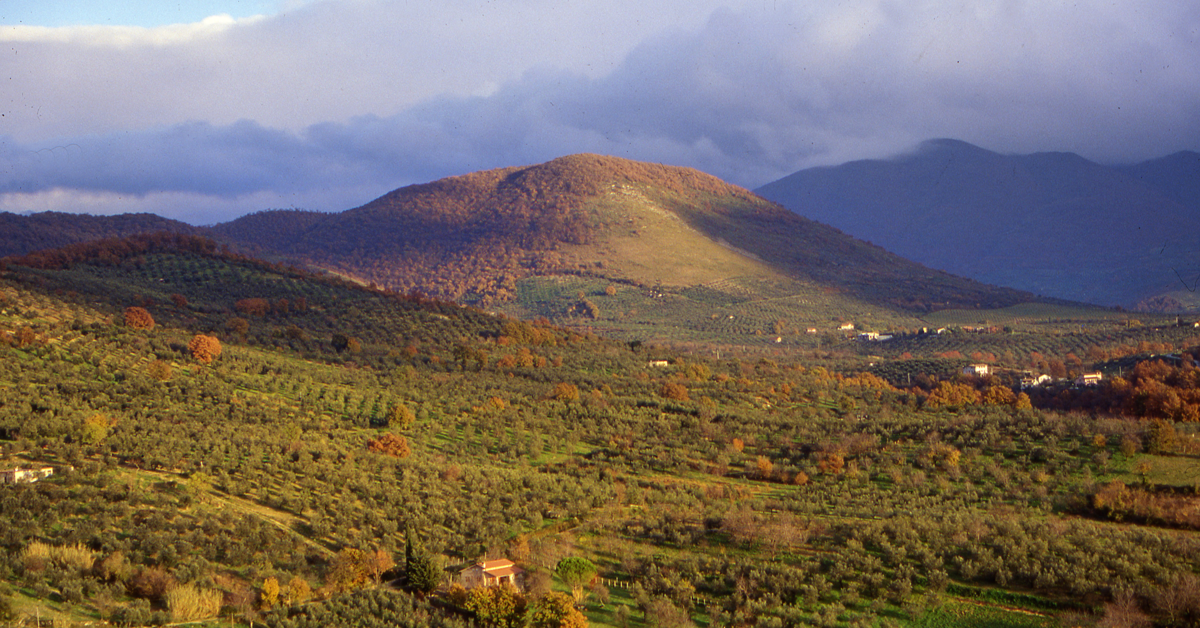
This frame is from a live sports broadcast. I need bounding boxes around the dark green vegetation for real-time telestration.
[755,139,1200,309]
[0,212,199,259]
[3,240,1200,628]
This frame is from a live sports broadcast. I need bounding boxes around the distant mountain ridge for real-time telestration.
[755,139,1200,308]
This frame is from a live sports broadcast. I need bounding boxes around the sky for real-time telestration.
[1,0,1198,225]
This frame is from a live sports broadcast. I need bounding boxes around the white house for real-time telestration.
[1021,374,1052,389]
[0,466,54,484]
[962,364,990,376]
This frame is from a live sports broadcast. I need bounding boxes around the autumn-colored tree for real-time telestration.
[325,548,370,592]
[660,381,690,402]
[465,585,527,628]
[528,592,587,628]
[367,432,411,458]
[147,359,172,382]
[259,577,280,610]
[81,413,117,445]
[918,443,961,471]
[923,381,981,410]
[755,456,774,480]
[552,382,580,402]
[235,298,270,317]
[188,334,222,364]
[816,451,845,475]
[1148,419,1179,455]
[982,385,1016,406]
[284,576,311,605]
[387,404,416,429]
[363,548,396,584]
[124,306,155,330]
[169,293,188,308]
[226,317,250,339]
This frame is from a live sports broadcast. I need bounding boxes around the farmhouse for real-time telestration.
[962,364,990,376]
[647,360,670,367]
[0,466,54,484]
[838,322,855,331]
[1021,374,1052,389]
[1075,372,1103,386]
[459,559,525,590]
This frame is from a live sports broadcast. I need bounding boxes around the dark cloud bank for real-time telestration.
[3,3,1198,224]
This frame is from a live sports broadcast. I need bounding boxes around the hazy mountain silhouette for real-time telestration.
[756,140,1200,308]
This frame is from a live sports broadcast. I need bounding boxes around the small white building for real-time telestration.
[1021,374,1052,389]
[0,466,54,484]
[1075,372,1103,386]
[838,322,855,331]
[647,360,670,367]
[962,364,990,376]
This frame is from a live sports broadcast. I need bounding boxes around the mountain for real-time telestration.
[212,154,1033,309]
[2,154,1048,343]
[0,211,200,258]
[754,140,1200,309]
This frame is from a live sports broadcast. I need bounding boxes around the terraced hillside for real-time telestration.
[2,240,1200,628]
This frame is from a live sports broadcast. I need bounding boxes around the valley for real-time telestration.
[1,233,1199,628]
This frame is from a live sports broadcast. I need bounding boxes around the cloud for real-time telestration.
[2,0,1198,224]
[0,0,731,142]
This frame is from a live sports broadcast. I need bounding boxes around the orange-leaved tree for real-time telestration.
[188,334,222,364]
[124,306,155,330]
[367,432,410,458]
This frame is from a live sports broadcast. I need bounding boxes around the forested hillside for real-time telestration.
[212,154,1035,314]
[3,237,1200,627]
[0,212,200,259]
